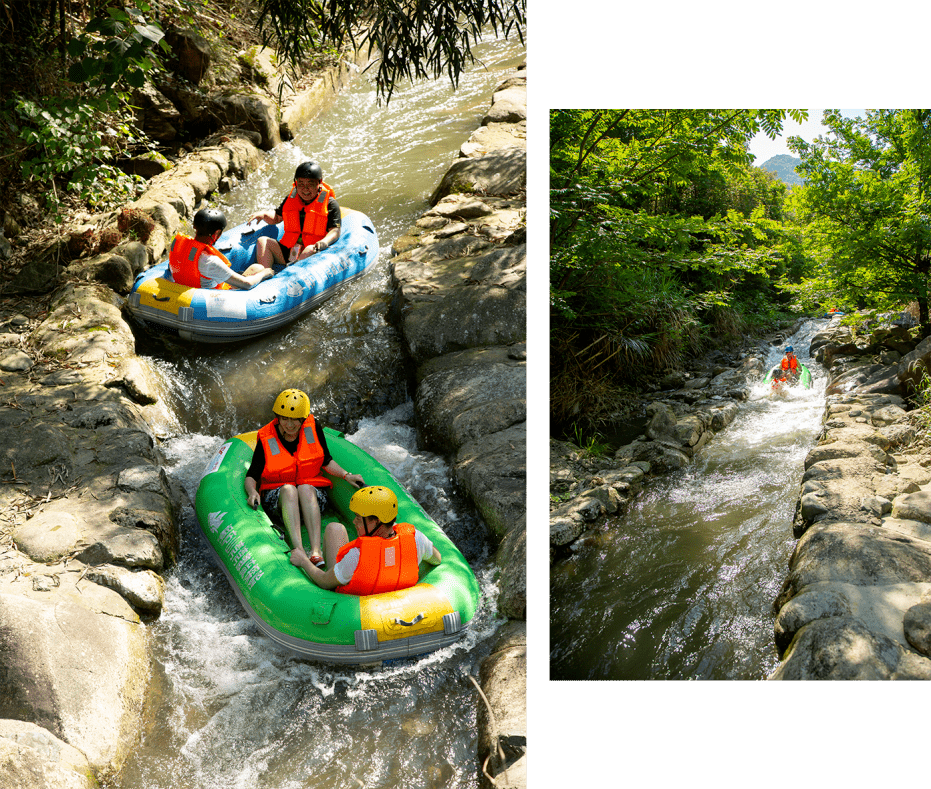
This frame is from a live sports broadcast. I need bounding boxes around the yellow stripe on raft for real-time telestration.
[136,277,196,315]
[359,583,454,640]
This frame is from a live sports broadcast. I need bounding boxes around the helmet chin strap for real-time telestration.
[362,517,382,537]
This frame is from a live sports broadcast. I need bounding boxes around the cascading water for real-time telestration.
[550,320,830,681]
[111,34,524,789]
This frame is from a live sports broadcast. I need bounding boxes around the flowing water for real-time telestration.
[112,34,525,789]
[550,321,829,681]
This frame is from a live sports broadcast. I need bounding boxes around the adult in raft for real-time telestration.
[297,485,442,594]
[244,389,365,570]
[247,160,341,269]
[781,346,800,382]
[168,208,274,289]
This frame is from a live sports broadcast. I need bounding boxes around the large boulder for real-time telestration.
[432,148,526,202]
[0,591,149,779]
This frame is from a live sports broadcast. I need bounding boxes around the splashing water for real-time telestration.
[550,321,830,680]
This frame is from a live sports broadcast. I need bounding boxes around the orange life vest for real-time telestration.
[335,522,420,596]
[782,355,798,372]
[168,235,232,289]
[279,182,336,248]
[256,416,331,491]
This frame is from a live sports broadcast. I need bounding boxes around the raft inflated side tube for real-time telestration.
[194,428,480,663]
[799,364,812,389]
[126,209,378,344]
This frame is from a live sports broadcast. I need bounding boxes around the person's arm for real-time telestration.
[323,459,364,488]
[425,546,441,565]
[244,443,265,509]
[244,476,261,510]
[224,267,274,290]
[296,559,340,590]
[249,209,280,225]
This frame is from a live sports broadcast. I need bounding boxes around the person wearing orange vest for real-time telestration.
[168,208,274,290]
[247,161,342,271]
[297,486,441,594]
[781,346,800,381]
[244,389,364,570]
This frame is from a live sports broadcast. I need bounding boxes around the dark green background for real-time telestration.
[527,0,931,789]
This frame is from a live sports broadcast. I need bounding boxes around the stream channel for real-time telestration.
[110,34,525,789]
[550,320,830,680]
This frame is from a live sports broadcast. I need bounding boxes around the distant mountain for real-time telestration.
[758,154,804,186]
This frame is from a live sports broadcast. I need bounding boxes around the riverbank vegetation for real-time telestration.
[0,0,526,257]
[551,108,931,441]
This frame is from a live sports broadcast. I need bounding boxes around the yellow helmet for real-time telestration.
[349,486,398,524]
[273,389,310,419]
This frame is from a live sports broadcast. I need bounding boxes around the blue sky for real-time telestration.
[748,109,866,164]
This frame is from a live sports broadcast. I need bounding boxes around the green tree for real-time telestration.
[255,0,525,100]
[792,109,931,332]
[550,109,805,434]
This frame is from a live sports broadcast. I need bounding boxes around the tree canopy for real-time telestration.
[550,109,806,433]
[791,109,931,332]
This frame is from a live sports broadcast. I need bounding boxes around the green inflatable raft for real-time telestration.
[764,363,812,389]
[195,428,480,663]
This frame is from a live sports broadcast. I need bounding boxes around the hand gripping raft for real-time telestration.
[194,428,480,663]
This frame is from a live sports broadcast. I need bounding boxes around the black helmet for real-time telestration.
[193,208,227,235]
[294,161,324,181]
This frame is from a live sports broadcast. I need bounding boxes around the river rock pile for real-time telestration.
[0,293,178,784]
[549,338,784,557]
[771,315,931,679]
[388,65,527,789]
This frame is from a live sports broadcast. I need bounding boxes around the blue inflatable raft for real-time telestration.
[125,208,378,343]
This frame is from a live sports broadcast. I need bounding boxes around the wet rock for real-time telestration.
[476,621,526,789]
[645,402,678,443]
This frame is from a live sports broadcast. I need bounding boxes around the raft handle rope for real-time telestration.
[393,613,425,627]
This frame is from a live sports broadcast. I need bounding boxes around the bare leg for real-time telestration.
[242,263,267,277]
[324,522,349,569]
[297,484,322,559]
[277,485,305,562]
[254,237,285,270]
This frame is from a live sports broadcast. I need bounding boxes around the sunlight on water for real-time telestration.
[550,321,831,680]
[115,32,523,789]
[116,405,503,789]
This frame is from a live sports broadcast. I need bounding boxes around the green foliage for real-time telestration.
[65,3,168,92]
[255,0,525,100]
[571,423,611,457]
[550,109,806,424]
[12,94,146,214]
[791,109,931,333]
